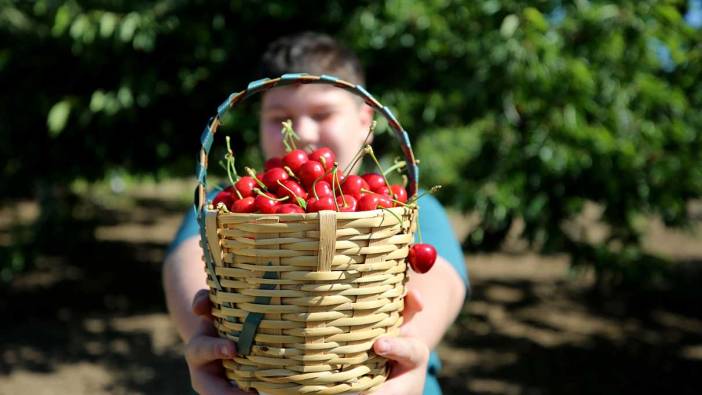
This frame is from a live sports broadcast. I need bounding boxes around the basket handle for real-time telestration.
[194,73,419,213]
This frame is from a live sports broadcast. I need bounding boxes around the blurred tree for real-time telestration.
[352,0,702,288]
[0,0,369,195]
[1,0,701,287]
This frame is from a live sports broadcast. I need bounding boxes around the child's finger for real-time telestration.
[192,289,212,316]
[186,334,236,367]
[373,336,428,369]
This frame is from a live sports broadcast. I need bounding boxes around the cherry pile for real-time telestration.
[211,125,409,215]
[209,121,437,273]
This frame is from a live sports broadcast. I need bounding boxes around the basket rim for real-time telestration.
[205,205,416,221]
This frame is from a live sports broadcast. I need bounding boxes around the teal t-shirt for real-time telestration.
[167,190,469,395]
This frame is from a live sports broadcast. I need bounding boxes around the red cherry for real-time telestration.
[376,194,393,209]
[362,173,386,191]
[298,161,326,188]
[231,197,256,213]
[336,195,357,212]
[390,185,408,204]
[341,175,369,199]
[235,176,257,198]
[264,157,283,170]
[262,167,289,192]
[278,179,307,202]
[254,193,280,214]
[213,190,235,209]
[306,197,319,212]
[309,147,336,170]
[312,180,333,198]
[276,204,305,214]
[325,171,345,188]
[307,196,336,212]
[282,149,309,172]
[373,185,391,196]
[408,244,437,273]
[357,194,380,212]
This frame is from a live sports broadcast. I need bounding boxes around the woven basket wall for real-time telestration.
[202,206,417,394]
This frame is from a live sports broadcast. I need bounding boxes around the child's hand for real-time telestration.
[364,289,429,395]
[185,289,255,395]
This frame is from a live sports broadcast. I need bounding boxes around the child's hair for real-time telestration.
[259,32,365,85]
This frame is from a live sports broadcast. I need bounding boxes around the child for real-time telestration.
[163,32,469,395]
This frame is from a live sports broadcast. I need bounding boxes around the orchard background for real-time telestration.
[1,1,701,394]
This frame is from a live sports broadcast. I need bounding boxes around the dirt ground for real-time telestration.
[1,179,701,394]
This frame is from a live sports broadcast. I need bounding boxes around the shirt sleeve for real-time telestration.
[416,193,470,295]
[165,188,222,256]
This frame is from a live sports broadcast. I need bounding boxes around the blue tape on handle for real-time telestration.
[356,85,375,103]
[281,73,307,81]
[320,74,340,84]
[196,162,207,184]
[200,126,214,154]
[247,78,271,92]
[399,130,412,150]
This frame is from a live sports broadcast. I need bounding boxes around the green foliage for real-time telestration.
[2,0,701,287]
[360,0,702,286]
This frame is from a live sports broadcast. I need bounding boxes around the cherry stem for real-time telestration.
[224,136,243,200]
[311,175,324,201]
[310,161,336,200]
[277,180,307,209]
[224,136,241,181]
[332,164,344,211]
[342,147,365,176]
[253,188,289,202]
[283,166,299,181]
[365,120,377,142]
[343,120,376,175]
[382,159,406,177]
[416,213,424,243]
[231,184,243,200]
[217,160,229,174]
[364,145,392,189]
[245,167,267,190]
[226,163,243,200]
[281,120,300,152]
[407,185,442,205]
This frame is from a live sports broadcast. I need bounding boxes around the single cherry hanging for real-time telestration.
[407,243,437,273]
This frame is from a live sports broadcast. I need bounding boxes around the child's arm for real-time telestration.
[370,255,466,394]
[405,255,466,348]
[163,236,209,342]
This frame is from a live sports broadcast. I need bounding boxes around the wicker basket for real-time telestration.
[195,74,420,394]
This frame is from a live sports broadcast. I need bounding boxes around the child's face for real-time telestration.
[260,84,373,172]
